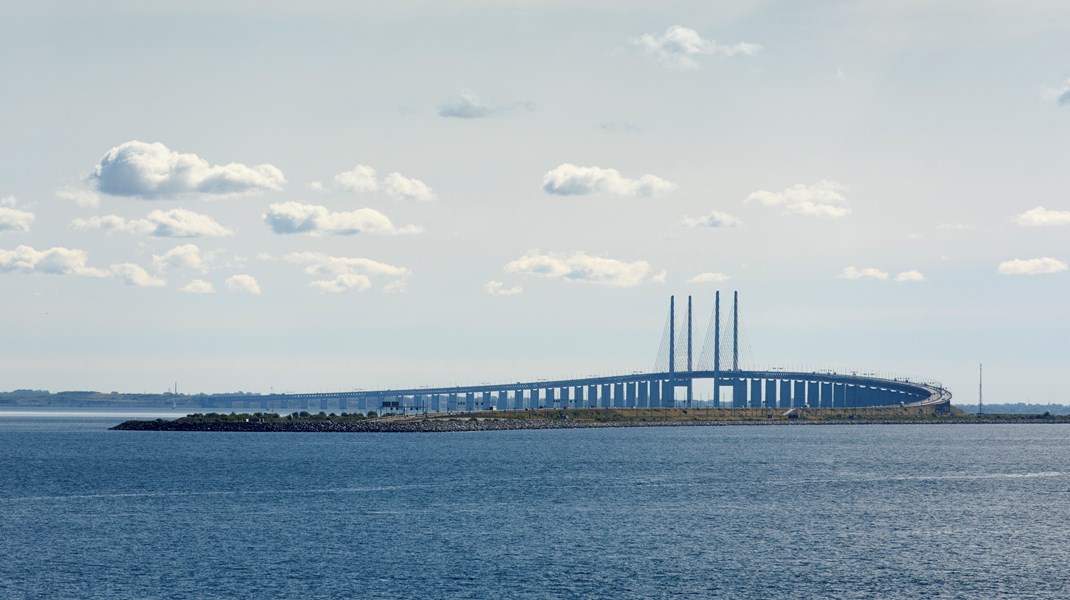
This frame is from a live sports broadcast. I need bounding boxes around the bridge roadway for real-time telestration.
[215,370,952,413]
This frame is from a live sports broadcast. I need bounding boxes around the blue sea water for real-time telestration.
[1,417,1069,599]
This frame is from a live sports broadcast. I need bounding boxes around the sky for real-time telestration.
[1,0,1068,403]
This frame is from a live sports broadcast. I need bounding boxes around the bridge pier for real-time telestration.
[613,383,624,408]
[765,379,777,409]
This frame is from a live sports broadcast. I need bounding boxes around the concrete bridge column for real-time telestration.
[747,379,760,408]
[559,387,570,408]
[765,379,777,409]
[778,380,791,409]
[623,382,635,407]
[612,383,624,407]
[542,387,553,408]
[446,393,457,412]
[527,389,537,409]
[730,379,745,408]
[638,381,649,407]
[845,385,858,408]
[819,383,832,408]
[599,384,610,408]
[804,382,817,408]
[791,380,804,408]
[649,380,660,406]
[659,380,672,407]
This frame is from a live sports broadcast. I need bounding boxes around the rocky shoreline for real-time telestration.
[109,415,1068,433]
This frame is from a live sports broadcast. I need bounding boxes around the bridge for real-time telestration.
[214,292,952,413]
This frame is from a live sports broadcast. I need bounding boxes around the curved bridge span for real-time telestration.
[214,292,951,414]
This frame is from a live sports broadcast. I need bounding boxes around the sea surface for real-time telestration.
[1,416,1068,599]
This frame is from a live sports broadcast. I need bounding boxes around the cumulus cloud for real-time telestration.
[263,201,421,236]
[0,245,103,276]
[153,244,209,272]
[334,165,380,194]
[278,251,410,293]
[0,197,34,232]
[55,188,101,208]
[542,164,677,197]
[680,210,740,228]
[894,270,926,282]
[90,140,285,198]
[438,90,533,119]
[504,251,657,287]
[631,26,761,69]
[226,274,262,294]
[179,279,215,294]
[998,257,1067,275]
[110,263,166,287]
[747,181,850,218]
[1015,206,1070,227]
[72,208,233,238]
[837,266,889,280]
[688,272,731,283]
[485,280,522,296]
[329,164,435,201]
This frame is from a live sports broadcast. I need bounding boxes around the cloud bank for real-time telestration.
[485,280,522,296]
[263,201,421,236]
[330,165,435,201]
[72,209,233,238]
[1015,206,1070,226]
[280,251,410,293]
[0,197,34,232]
[90,141,285,198]
[631,26,760,69]
[680,210,740,228]
[0,244,163,287]
[504,251,658,287]
[998,257,1067,275]
[542,164,677,197]
[747,181,851,218]
[688,272,731,283]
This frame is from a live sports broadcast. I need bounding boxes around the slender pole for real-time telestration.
[979,363,983,415]
[732,291,739,371]
[669,296,675,375]
[714,291,721,372]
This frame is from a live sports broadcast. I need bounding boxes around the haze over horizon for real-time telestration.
[1,1,1068,403]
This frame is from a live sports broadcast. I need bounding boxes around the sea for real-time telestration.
[1,412,1068,599]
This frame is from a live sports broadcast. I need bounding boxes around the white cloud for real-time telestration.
[279,251,410,293]
[894,270,926,282]
[439,90,493,119]
[0,245,103,277]
[307,181,328,193]
[329,164,435,201]
[747,181,850,218]
[688,272,731,283]
[485,280,522,296]
[226,274,262,294]
[72,209,233,238]
[998,257,1067,275]
[179,279,215,294]
[383,279,408,294]
[263,201,421,236]
[438,90,533,119]
[837,266,889,280]
[0,198,34,232]
[1015,206,1070,227]
[90,140,285,198]
[334,165,380,194]
[55,188,101,208]
[110,263,166,287]
[504,251,657,287]
[631,26,761,69]
[153,244,208,272]
[542,164,677,197]
[382,172,436,202]
[680,210,740,228]
[310,273,372,293]
[1043,78,1070,105]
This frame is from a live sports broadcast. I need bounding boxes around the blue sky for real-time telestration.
[1,1,1068,402]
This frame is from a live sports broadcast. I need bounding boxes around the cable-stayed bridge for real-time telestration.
[214,292,952,413]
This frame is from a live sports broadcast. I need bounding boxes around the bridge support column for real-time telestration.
[748,379,760,408]
[845,384,858,408]
[585,385,596,408]
[804,382,816,408]
[613,383,624,408]
[638,381,648,407]
[778,380,790,409]
[661,380,674,407]
[765,379,777,409]
[819,383,832,408]
[600,384,610,408]
[731,379,745,408]
[559,387,570,408]
[649,380,660,407]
